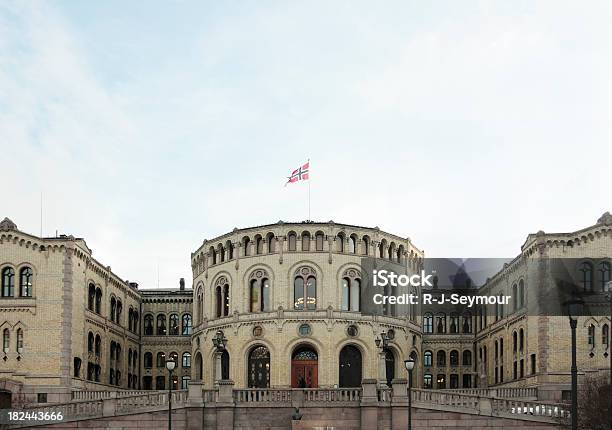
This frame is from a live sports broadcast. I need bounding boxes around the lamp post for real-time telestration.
[376,332,390,386]
[166,359,176,430]
[404,358,415,430]
[565,298,584,430]
[212,330,227,383]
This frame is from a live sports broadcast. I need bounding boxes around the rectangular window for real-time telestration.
[531,354,536,374]
[37,393,47,403]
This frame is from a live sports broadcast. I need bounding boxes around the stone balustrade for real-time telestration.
[492,398,570,420]
[71,389,157,401]
[437,386,538,399]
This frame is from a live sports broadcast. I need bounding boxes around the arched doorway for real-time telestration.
[221,350,230,380]
[291,346,318,388]
[384,348,395,386]
[0,390,11,408]
[409,350,418,388]
[194,352,203,380]
[339,345,362,388]
[248,345,270,388]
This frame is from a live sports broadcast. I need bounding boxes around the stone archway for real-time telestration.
[339,345,362,388]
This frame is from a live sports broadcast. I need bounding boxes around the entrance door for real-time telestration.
[291,347,318,388]
[248,346,270,388]
[339,345,362,388]
[0,391,10,408]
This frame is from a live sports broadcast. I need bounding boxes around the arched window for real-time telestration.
[579,261,594,292]
[436,313,446,333]
[218,244,225,263]
[599,262,611,292]
[157,314,167,335]
[436,374,446,389]
[494,340,499,359]
[87,332,94,352]
[388,243,395,261]
[3,328,10,352]
[216,286,222,317]
[243,237,250,256]
[223,284,230,316]
[603,324,609,348]
[424,374,433,388]
[182,314,192,335]
[293,267,316,310]
[513,331,518,353]
[144,352,153,368]
[182,352,191,368]
[255,235,263,255]
[266,233,275,253]
[94,335,101,357]
[341,269,361,312]
[110,297,116,322]
[215,276,230,317]
[462,350,472,366]
[301,232,310,251]
[144,315,153,335]
[315,232,324,251]
[362,236,370,255]
[221,350,230,380]
[423,313,433,333]
[462,311,472,333]
[116,300,122,325]
[210,246,217,264]
[449,313,459,333]
[74,357,81,377]
[450,350,459,366]
[588,324,595,348]
[195,353,203,380]
[436,350,446,367]
[227,241,234,260]
[519,280,525,308]
[519,328,524,352]
[248,346,270,388]
[169,314,179,335]
[157,352,166,368]
[95,288,102,314]
[16,328,23,351]
[424,351,432,367]
[19,267,33,297]
[288,232,297,252]
[128,308,134,332]
[336,233,345,252]
[249,271,270,312]
[512,284,518,311]
[2,267,14,297]
[348,235,357,254]
[88,283,95,311]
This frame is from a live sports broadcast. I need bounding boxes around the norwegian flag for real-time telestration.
[285,161,309,186]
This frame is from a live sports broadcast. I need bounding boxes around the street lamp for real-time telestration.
[166,359,176,430]
[212,330,227,350]
[565,298,584,430]
[404,358,415,430]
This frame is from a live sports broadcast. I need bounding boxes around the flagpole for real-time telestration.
[307,159,311,221]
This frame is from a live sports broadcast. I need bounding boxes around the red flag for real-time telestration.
[285,161,309,186]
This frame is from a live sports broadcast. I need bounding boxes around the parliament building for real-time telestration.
[0,214,610,407]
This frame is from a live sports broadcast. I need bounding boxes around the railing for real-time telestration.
[411,389,480,412]
[377,387,392,403]
[437,386,538,399]
[234,389,292,404]
[492,398,570,420]
[15,399,104,426]
[116,390,188,413]
[301,388,361,403]
[203,389,218,403]
[71,390,153,401]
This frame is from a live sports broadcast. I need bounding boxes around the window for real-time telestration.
[462,350,472,366]
[424,374,433,389]
[16,328,23,351]
[513,361,517,380]
[19,267,33,297]
[181,376,190,390]
[169,314,179,335]
[128,308,133,331]
[144,352,153,368]
[599,262,611,291]
[519,329,524,352]
[88,284,95,311]
[95,288,102,314]
[169,352,179,366]
[580,262,594,292]
[518,280,525,308]
[315,232,324,251]
[336,233,345,252]
[182,352,191,368]
[603,324,609,348]
[423,313,433,333]
[74,357,81,378]
[88,332,94,353]
[144,315,153,335]
[95,335,101,357]
[215,277,230,317]
[531,354,536,374]
[37,393,47,403]
[266,233,275,253]
[462,374,472,388]
[450,314,459,333]
[156,376,165,390]
[301,232,310,251]
[436,313,446,333]
[157,352,166,368]
[348,235,357,254]
[2,267,14,297]
[436,350,446,367]
[294,267,316,310]
[298,323,312,336]
[255,235,263,254]
[462,312,472,333]
[513,331,517,353]
[182,314,192,335]
[110,297,116,321]
[341,270,361,312]
[157,315,167,335]
[424,351,432,367]
[288,232,297,251]
[450,374,459,389]
[249,271,270,312]
[512,284,518,311]
[362,236,370,255]
[347,325,358,337]
[520,359,524,378]
[588,324,595,348]
[143,376,152,390]
[436,374,446,389]
[3,328,9,352]
[450,350,459,366]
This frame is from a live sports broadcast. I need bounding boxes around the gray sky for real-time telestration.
[1,1,610,288]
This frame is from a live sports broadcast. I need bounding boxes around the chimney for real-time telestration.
[179,278,185,290]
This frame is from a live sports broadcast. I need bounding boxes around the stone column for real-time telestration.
[378,350,387,386]
[390,378,409,430]
[215,380,235,430]
[214,350,222,386]
[360,379,378,430]
[186,380,204,430]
